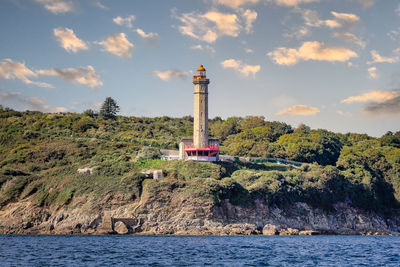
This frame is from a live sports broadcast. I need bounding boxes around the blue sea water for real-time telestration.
[0,235,399,266]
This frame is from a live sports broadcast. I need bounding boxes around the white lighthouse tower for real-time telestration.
[179,65,219,161]
[193,65,209,148]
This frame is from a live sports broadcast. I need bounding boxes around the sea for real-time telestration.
[1,235,399,266]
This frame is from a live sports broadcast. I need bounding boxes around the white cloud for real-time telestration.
[203,11,241,37]
[368,50,399,64]
[0,59,53,88]
[135,29,159,44]
[0,90,66,113]
[152,69,189,81]
[333,32,366,48]
[342,90,398,103]
[274,0,319,7]
[38,66,103,88]
[191,44,216,55]
[113,15,135,28]
[35,0,75,14]
[97,33,134,58]
[267,41,358,66]
[245,48,254,53]
[368,67,378,79]
[53,27,88,53]
[221,59,260,78]
[242,9,257,33]
[174,10,243,43]
[276,105,320,115]
[301,10,359,29]
[331,11,360,24]
[213,0,259,9]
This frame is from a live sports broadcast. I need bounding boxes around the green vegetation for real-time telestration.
[100,97,120,119]
[0,107,399,216]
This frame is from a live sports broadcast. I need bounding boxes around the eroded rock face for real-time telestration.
[0,189,400,235]
[114,221,129,235]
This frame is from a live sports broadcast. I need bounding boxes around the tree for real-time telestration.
[100,97,120,119]
[83,109,96,118]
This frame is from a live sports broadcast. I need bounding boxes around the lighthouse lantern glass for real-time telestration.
[198,70,205,78]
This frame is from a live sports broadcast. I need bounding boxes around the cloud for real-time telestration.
[368,67,378,79]
[203,11,241,36]
[331,11,360,24]
[213,0,259,9]
[191,44,216,55]
[0,90,66,113]
[333,32,366,48]
[97,33,134,58]
[245,48,254,53]
[152,69,188,81]
[38,65,103,88]
[35,0,75,14]
[53,27,88,53]
[242,9,257,33]
[221,59,260,78]
[342,90,400,116]
[135,29,159,44]
[284,26,311,39]
[274,0,319,7]
[396,3,400,16]
[388,27,400,41]
[0,59,53,88]
[342,90,398,103]
[364,95,400,116]
[267,41,358,65]
[302,10,359,29]
[113,15,135,28]
[174,10,242,43]
[276,105,320,115]
[368,50,399,64]
[359,0,374,8]
[94,1,107,9]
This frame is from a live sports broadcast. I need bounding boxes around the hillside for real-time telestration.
[1,107,400,235]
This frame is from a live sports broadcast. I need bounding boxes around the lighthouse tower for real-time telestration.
[193,65,209,148]
[179,65,219,162]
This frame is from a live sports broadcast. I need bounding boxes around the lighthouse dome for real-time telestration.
[197,65,206,71]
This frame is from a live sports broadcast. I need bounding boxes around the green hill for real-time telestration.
[1,107,400,234]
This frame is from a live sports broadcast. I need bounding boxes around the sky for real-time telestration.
[0,0,400,137]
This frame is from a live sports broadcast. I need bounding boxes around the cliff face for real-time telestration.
[1,186,399,235]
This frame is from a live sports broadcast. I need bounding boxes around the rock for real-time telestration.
[262,224,279,235]
[280,228,299,235]
[299,230,320,235]
[22,221,33,229]
[77,167,93,175]
[114,221,129,235]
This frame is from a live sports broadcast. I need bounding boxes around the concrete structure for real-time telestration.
[179,65,219,162]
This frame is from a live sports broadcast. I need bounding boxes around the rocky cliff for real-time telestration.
[1,185,399,236]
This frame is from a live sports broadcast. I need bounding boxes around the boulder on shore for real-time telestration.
[114,221,129,234]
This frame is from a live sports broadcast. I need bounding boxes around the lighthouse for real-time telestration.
[179,65,219,162]
[193,65,209,148]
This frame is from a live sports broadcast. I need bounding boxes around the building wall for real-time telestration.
[193,80,209,148]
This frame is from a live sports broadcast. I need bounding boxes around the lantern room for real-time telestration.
[194,65,206,79]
